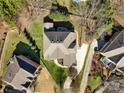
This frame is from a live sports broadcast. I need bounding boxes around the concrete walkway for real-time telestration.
[63,77,73,89]
[76,43,89,74]
[79,40,97,93]
[62,43,89,92]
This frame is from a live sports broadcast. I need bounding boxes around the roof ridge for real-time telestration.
[101,31,123,52]
[122,30,124,46]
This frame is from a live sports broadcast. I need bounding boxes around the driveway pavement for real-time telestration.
[79,40,97,93]
[76,43,89,74]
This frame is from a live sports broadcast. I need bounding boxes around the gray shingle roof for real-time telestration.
[45,31,70,43]
[44,22,77,66]
[109,53,124,64]
[101,30,124,53]
[101,30,124,63]
[2,55,39,90]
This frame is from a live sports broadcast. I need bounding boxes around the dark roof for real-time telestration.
[118,67,124,72]
[16,57,37,74]
[101,30,124,52]
[68,39,76,48]
[4,85,26,93]
[108,63,116,70]
[109,53,124,64]
[54,21,74,30]
[45,31,70,43]
[44,16,53,23]
[21,81,31,88]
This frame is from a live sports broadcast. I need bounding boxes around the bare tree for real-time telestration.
[26,0,52,17]
[70,0,114,44]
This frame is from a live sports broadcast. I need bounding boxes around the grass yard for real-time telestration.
[43,60,68,87]
[49,12,69,21]
[88,73,101,91]
[29,19,43,55]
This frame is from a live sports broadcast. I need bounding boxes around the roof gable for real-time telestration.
[101,30,124,53]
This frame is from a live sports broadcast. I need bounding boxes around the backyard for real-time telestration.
[48,11,69,21]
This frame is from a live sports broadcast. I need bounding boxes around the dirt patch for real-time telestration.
[114,15,124,27]
[0,21,10,40]
[35,67,59,93]
[0,21,11,59]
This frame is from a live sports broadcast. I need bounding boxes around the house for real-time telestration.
[2,55,40,92]
[43,18,77,66]
[100,30,124,73]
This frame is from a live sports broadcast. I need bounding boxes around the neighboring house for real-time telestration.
[2,55,40,92]
[43,17,77,66]
[100,30,124,74]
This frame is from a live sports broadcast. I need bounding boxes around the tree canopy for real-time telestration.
[70,0,114,43]
[0,0,23,24]
[27,0,51,17]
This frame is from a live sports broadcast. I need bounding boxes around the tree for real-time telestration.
[0,0,23,24]
[26,0,52,17]
[69,0,114,44]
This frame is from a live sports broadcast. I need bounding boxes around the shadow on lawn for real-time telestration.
[13,41,40,64]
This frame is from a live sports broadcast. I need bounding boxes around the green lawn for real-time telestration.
[29,19,43,55]
[88,73,101,91]
[48,12,69,21]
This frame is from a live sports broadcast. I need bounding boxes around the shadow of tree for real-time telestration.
[13,41,40,64]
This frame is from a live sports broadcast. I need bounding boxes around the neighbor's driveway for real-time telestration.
[79,40,97,93]
[76,43,89,74]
